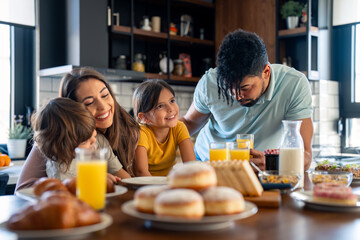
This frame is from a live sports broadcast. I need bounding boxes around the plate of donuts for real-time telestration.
[121,176,168,188]
[122,200,258,231]
[0,213,112,239]
[15,185,128,202]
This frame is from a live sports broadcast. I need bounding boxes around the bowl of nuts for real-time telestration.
[258,170,301,192]
[307,170,353,187]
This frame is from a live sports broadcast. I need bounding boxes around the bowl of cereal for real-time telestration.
[307,170,353,187]
[258,170,301,192]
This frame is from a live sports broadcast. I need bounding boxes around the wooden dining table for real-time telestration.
[1,174,360,240]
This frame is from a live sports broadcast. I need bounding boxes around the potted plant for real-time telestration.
[281,0,304,29]
[7,115,33,158]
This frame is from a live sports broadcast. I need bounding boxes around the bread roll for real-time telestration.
[168,162,217,191]
[134,185,170,213]
[33,177,68,196]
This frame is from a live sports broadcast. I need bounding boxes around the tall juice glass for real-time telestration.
[229,141,250,161]
[237,134,254,157]
[76,148,107,210]
[209,142,230,161]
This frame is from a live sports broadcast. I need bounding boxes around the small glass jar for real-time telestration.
[173,59,184,76]
[133,53,145,72]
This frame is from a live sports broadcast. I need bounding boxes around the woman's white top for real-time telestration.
[46,134,123,180]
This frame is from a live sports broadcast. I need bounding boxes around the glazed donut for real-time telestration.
[154,189,204,219]
[313,183,357,205]
[33,177,68,196]
[201,186,245,215]
[134,185,170,213]
[168,162,217,191]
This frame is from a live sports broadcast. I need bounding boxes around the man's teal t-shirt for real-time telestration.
[193,64,313,161]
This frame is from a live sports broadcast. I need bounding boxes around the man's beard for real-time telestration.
[238,79,265,107]
[239,97,261,107]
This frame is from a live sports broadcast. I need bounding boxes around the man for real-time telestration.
[180,29,313,170]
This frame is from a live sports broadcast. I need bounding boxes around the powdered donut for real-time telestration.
[201,186,245,215]
[168,162,217,190]
[154,189,204,219]
[134,185,170,213]
[313,183,357,205]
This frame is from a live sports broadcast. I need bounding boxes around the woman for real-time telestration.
[16,67,139,191]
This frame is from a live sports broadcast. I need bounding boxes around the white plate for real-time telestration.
[290,190,360,212]
[0,162,14,171]
[0,213,112,239]
[121,176,168,187]
[15,185,127,202]
[121,200,258,231]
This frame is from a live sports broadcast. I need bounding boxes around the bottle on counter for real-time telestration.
[279,120,304,188]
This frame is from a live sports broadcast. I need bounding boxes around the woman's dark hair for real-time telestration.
[132,79,175,122]
[32,97,95,170]
[216,29,269,104]
[59,67,140,176]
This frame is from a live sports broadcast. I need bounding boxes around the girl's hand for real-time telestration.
[250,149,266,171]
[107,173,121,183]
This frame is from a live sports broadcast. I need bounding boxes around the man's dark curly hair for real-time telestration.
[216,29,268,104]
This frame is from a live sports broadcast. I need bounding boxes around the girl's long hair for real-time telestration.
[59,67,140,176]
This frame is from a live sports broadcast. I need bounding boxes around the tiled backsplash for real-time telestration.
[39,77,195,117]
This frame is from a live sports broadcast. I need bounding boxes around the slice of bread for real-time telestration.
[210,160,263,197]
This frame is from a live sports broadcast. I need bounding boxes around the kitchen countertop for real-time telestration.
[1,160,24,185]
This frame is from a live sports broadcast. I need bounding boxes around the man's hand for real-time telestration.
[250,149,266,171]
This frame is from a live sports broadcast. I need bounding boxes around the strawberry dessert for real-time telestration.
[313,183,358,206]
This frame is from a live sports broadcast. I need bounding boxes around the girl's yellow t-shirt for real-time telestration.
[138,121,190,176]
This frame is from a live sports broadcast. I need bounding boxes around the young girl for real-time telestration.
[32,97,130,181]
[132,79,196,176]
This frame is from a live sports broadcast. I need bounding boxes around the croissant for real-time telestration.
[33,177,68,196]
[7,191,101,230]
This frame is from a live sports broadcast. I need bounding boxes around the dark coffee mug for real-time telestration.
[265,154,279,170]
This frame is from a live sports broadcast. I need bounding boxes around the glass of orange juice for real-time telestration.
[236,134,254,149]
[209,142,230,161]
[76,148,107,210]
[228,141,250,161]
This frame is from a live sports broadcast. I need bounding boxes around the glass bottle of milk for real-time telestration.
[279,120,304,188]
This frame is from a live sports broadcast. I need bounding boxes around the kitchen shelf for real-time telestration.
[109,0,215,84]
[278,26,319,38]
[145,73,200,82]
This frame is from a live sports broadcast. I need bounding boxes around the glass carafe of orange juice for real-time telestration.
[76,148,108,210]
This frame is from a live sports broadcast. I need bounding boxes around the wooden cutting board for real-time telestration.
[244,190,281,208]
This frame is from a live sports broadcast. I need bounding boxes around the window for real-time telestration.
[355,24,360,103]
[0,24,11,143]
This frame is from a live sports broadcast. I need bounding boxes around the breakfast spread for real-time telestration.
[34,177,115,196]
[310,173,350,185]
[315,160,360,178]
[7,191,101,230]
[154,189,205,219]
[312,183,358,206]
[261,174,299,185]
[201,186,245,215]
[168,161,217,190]
[134,185,170,213]
[133,162,246,219]
[209,160,263,197]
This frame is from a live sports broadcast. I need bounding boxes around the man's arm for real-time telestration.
[299,117,313,170]
[179,102,210,136]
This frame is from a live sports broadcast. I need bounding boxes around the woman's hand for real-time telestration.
[250,149,266,171]
[107,173,121,184]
